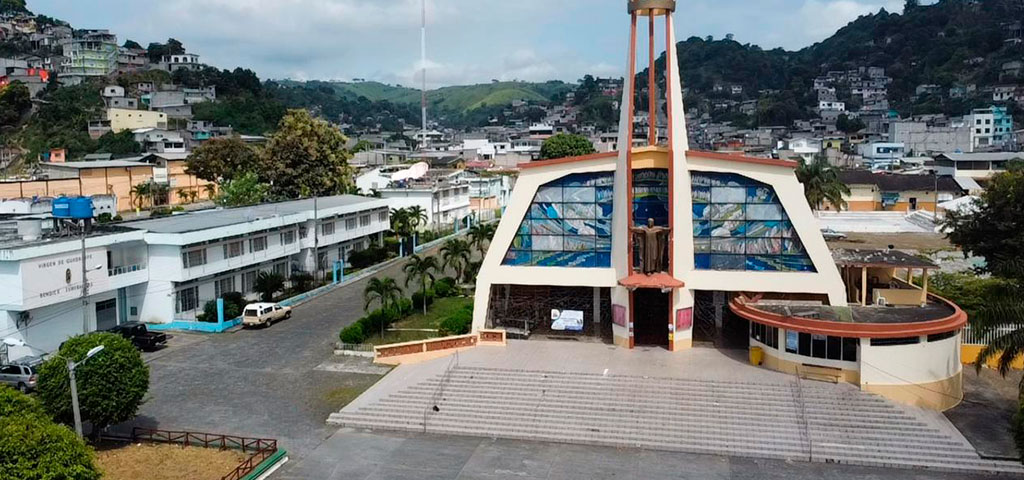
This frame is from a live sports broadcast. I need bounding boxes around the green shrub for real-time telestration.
[439,305,473,336]
[359,308,400,337]
[348,246,392,269]
[290,272,314,293]
[0,385,46,419]
[433,277,458,298]
[0,415,99,480]
[339,322,366,344]
[149,206,172,218]
[412,288,435,310]
[96,212,114,224]
[396,297,413,316]
[37,332,149,436]
[197,291,244,322]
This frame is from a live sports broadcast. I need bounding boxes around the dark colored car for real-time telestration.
[105,322,168,351]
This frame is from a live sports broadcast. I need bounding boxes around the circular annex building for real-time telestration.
[471,0,966,411]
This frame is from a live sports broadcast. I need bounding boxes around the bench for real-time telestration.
[798,364,843,384]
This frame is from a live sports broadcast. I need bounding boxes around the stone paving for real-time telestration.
[278,429,1014,480]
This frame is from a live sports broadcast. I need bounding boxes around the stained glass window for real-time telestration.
[503,172,614,268]
[633,169,669,227]
[692,172,816,272]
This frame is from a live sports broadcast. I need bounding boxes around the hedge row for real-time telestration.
[338,277,464,345]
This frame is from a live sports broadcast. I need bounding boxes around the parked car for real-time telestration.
[820,228,847,241]
[242,303,292,327]
[105,322,168,351]
[0,363,37,393]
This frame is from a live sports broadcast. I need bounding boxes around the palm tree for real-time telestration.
[363,277,402,313]
[203,183,218,200]
[795,155,849,211]
[971,261,1024,380]
[390,208,413,254]
[468,222,497,256]
[441,238,472,282]
[130,183,151,210]
[254,272,286,302]
[403,254,439,314]
[407,205,428,230]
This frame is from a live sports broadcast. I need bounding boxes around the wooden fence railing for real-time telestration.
[131,427,279,480]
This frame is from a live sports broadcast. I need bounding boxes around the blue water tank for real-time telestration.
[52,196,71,218]
[69,197,94,219]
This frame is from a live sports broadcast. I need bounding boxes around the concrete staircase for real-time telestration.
[905,210,939,232]
[329,366,1024,475]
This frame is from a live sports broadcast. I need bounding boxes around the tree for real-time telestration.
[795,155,849,211]
[146,38,185,63]
[403,255,440,314]
[836,114,866,134]
[363,277,402,313]
[130,182,151,210]
[254,271,285,302]
[944,162,1024,278]
[122,39,143,50]
[0,414,99,480]
[0,81,31,127]
[390,208,414,254]
[406,205,428,230]
[261,109,355,199]
[0,385,46,419]
[441,238,472,283]
[540,133,596,160]
[95,130,141,155]
[36,333,149,437]
[215,171,270,207]
[0,0,28,14]
[185,136,260,182]
[468,222,497,256]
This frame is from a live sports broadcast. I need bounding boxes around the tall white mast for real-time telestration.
[420,0,428,151]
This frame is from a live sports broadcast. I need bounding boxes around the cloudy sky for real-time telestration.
[30,0,908,86]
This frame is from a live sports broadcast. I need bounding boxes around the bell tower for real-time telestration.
[611,0,694,351]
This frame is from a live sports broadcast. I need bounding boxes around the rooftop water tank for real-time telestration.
[52,196,71,218]
[69,197,94,219]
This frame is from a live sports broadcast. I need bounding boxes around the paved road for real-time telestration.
[111,241,1018,479]
[278,429,1013,480]
[116,248,441,458]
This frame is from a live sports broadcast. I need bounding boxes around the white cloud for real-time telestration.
[32,0,907,85]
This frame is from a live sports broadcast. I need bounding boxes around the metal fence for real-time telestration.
[130,427,278,480]
[962,324,1022,345]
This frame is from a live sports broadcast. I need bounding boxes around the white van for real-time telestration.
[242,302,292,327]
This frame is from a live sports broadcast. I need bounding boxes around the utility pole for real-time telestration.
[420,0,428,151]
[81,222,88,334]
[313,196,319,280]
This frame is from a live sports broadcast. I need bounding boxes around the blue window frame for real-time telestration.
[503,172,614,268]
[691,172,816,272]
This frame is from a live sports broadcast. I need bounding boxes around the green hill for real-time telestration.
[325,80,572,113]
[667,0,1024,123]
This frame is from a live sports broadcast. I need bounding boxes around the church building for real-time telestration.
[471,0,967,411]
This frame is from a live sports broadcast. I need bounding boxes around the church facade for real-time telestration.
[471,0,966,411]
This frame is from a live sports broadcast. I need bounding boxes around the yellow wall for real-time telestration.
[107,108,167,132]
[961,344,1024,370]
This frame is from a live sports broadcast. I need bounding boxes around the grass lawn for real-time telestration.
[359,296,473,346]
[96,442,246,480]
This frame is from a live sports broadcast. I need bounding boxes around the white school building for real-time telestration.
[1,195,389,361]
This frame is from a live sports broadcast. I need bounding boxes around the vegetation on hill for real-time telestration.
[664,0,1024,124]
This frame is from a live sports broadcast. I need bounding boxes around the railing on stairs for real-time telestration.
[423,350,459,433]
[792,374,813,462]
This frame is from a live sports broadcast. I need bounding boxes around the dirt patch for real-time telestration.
[827,232,954,251]
[96,442,247,480]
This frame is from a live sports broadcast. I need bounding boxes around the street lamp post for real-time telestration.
[67,345,104,438]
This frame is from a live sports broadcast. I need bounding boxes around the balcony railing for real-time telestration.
[109,263,147,276]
